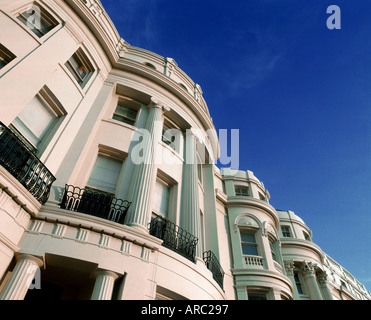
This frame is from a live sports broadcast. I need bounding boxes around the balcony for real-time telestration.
[148,216,198,262]
[243,255,264,269]
[203,250,225,290]
[0,122,56,204]
[59,184,131,224]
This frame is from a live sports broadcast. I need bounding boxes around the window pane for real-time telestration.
[153,180,170,217]
[87,155,122,194]
[12,95,57,147]
[248,293,267,300]
[235,187,249,196]
[17,6,57,38]
[113,104,137,125]
[241,231,256,243]
[242,244,258,256]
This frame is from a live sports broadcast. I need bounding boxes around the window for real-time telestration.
[303,231,311,241]
[248,292,267,300]
[281,226,292,238]
[162,120,181,153]
[258,192,266,201]
[235,186,249,196]
[86,154,123,195]
[65,49,94,88]
[269,239,277,262]
[0,44,16,70]
[294,272,304,295]
[10,89,65,153]
[17,4,58,38]
[113,103,138,126]
[153,179,171,218]
[240,230,258,256]
[197,152,203,183]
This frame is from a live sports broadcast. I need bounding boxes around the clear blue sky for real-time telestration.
[100,0,371,290]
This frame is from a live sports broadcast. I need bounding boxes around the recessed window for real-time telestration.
[10,88,65,153]
[17,4,58,38]
[86,154,123,195]
[0,44,16,70]
[294,272,304,295]
[153,179,171,219]
[240,230,258,256]
[269,239,278,262]
[281,226,292,238]
[258,192,266,201]
[113,103,138,126]
[65,49,94,88]
[235,186,249,196]
[161,119,181,153]
[248,292,267,300]
[303,231,311,241]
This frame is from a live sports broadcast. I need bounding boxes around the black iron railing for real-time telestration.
[60,184,131,224]
[203,250,225,290]
[0,122,56,204]
[149,216,198,262]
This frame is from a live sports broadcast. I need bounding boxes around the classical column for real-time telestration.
[301,261,323,300]
[0,254,43,300]
[125,98,169,231]
[91,270,119,300]
[317,272,334,300]
[284,260,299,299]
[180,128,202,259]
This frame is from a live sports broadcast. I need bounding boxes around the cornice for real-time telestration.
[280,238,324,262]
[226,196,279,228]
[38,204,163,250]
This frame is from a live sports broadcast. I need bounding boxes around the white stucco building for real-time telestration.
[0,0,369,300]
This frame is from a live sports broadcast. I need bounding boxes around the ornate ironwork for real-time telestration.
[148,216,198,262]
[60,184,131,224]
[0,122,56,204]
[203,250,225,289]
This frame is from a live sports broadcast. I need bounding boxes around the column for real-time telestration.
[301,261,323,300]
[0,254,43,300]
[125,97,169,231]
[180,128,202,259]
[284,260,298,299]
[317,272,334,300]
[91,270,119,300]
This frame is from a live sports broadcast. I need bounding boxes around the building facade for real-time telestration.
[0,0,369,300]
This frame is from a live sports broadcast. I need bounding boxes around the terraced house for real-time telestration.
[0,0,369,300]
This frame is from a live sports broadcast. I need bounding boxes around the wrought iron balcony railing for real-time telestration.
[148,216,198,262]
[59,184,131,225]
[203,250,225,290]
[0,122,56,204]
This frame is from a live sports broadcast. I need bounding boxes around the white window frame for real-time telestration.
[65,48,95,89]
[86,153,124,196]
[235,186,250,196]
[281,225,292,238]
[9,86,66,155]
[112,99,140,127]
[240,229,259,256]
[16,2,59,39]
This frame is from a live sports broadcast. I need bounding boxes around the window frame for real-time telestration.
[240,229,259,256]
[281,225,292,238]
[16,2,59,39]
[86,152,124,196]
[161,118,182,154]
[112,102,139,127]
[9,86,66,155]
[0,43,16,70]
[294,271,305,295]
[235,186,250,196]
[65,48,95,89]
